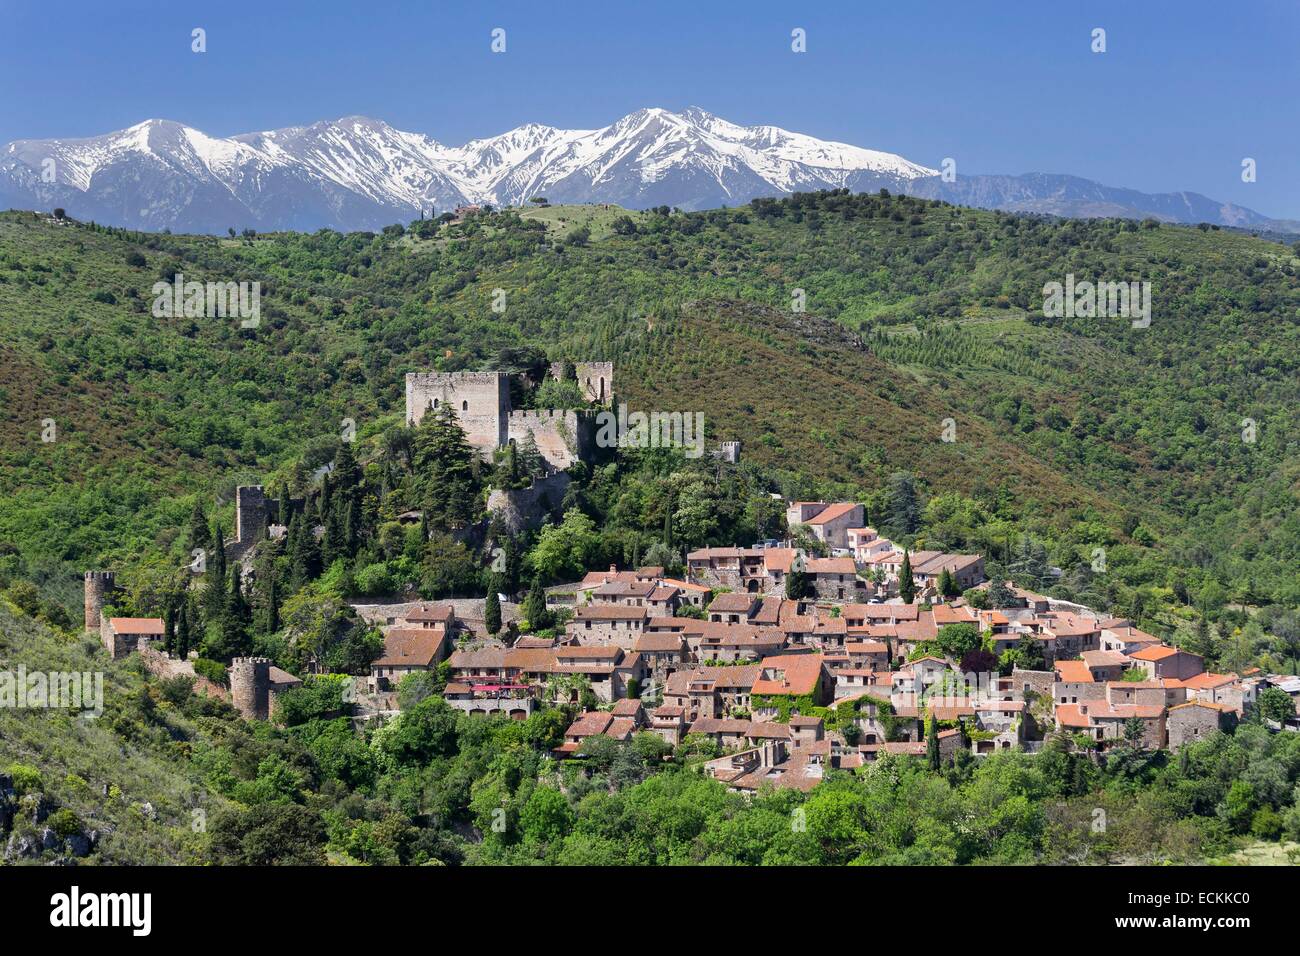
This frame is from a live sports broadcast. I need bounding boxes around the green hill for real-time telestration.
[0,193,1297,625]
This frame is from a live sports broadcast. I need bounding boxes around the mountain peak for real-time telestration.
[1,108,1290,234]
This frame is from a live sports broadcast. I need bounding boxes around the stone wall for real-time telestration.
[1012,668,1056,701]
[230,657,271,720]
[486,472,571,536]
[507,409,595,470]
[83,570,114,633]
[405,371,510,456]
[548,361,613,404]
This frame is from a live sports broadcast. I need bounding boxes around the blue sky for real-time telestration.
[2,0,1297,217]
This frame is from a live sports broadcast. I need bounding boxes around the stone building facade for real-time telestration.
[1166,700,1235,749]
[405,367,607,470]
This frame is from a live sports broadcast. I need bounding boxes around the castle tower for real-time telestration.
[84,570,115,633]
[234,485,269,547]
[229,657,272,720]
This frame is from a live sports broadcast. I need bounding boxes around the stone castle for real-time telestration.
[405,361,613,471]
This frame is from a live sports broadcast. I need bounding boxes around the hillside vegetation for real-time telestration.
[2,192,1300,865]
[0,191,1297,643]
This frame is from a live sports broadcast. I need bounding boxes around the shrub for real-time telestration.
[193,658,228,686]
[8,763,43,796]
[49,807,83,839]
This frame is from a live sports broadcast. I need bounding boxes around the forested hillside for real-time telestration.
[3,192,1300,866]
[0,191,1297,654]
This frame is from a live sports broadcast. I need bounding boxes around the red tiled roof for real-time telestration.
[108,617,164,635]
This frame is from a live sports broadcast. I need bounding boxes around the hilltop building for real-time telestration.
[404,363,613,470]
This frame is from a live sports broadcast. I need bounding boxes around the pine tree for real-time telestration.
[899,550,916,604]
[886,472,920,536]
[484,583,502,635]
[415,404,481,530]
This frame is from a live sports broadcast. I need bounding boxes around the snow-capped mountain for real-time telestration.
[1,108,1292,234]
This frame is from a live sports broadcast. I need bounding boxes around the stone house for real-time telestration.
[566,604,648,648]
[369,627,451,691]
[1166,700,1236,749]
[1127,644,1204,681]
[100,617,165,660]
[800,502,865,550]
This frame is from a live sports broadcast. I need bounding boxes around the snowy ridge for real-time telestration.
[3,107,1292,234]
[0,108,935,230]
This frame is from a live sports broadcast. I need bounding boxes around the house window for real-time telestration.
[462,400,468,411]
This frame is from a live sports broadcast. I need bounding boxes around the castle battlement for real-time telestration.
[405,366,609,470]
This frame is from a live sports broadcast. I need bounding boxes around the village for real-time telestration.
[84,493,1300,797]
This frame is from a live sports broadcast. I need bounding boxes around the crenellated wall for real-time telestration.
[548,361,614,404]
[506,408,596,470]
[405,371,510,457]
[404,368,606,468]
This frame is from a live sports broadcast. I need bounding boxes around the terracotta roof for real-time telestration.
[267,666,301,686]
[932,604,978,625]
[448,647,508,669]
[1055,660,1094,683]
[555,646,623,660]
[845,640,889,654]
[1056,703,1090,728]
[107,617,164,635]
[634,633,687,652]
[664,665,762,696]
[1128,644,1182,662]
[762,549,799,573]
[659,577,710,593]
[373,628,445,668]
[709,592,758,613]
[1081,649,1130,668]
[805,503,860,525]
[1183,672,1237,690]
[806,557,857,575]
[1169,699,1231,713]
[752,655,825,697]
[404,603,454,624]
[566,711,614,738]
[610,699,643,717]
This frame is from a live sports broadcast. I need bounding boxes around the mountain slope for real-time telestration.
[0,193,1297,620]
[4,108,1291,233]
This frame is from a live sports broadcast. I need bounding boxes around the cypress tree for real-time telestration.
[163,600,176,655]
[926,711,940,771]
[189,499,211,551]
[264,574,280,634]
[484,582,502,635]
[523,575,551,632]
[176,600,191,659]
[899,550,916,605]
